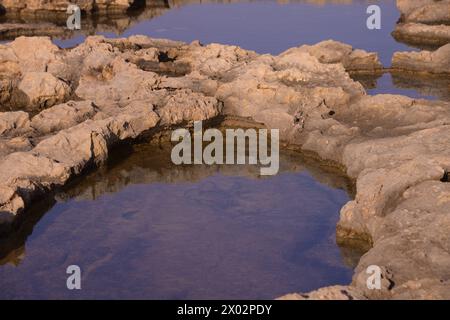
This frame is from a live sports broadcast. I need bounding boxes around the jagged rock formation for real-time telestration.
[0,35,449,300]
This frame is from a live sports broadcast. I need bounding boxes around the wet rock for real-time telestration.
[392,43,450,74]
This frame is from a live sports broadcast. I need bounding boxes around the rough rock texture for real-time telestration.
[30,100,97,134]
[0,0,134,14]
[0,111,29,136]
[277,286,367,300]
[289,40,383,73]
[393,0,450,47]
[392,43,450,74]
[397,0,450,24]
[392,23,450,48]
[16,72,71,110]
[0,35,449,300]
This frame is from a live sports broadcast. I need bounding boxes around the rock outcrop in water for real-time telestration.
[285,40,383,74]
[0,0,170,40]
[392,43,450,74]
[0,0,136,14]
[0,35,449,300]
[393,0,450,48]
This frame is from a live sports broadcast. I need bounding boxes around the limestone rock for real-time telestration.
[392,23,450,48]
[75,57,161,107]
[157,89,223,126]
[0,0,133,14]
[288,40,383,72]
[397,0,450,24]
[15,72,70,110]
[392,43,450,74]
[0,111,30,136]
[9,36,60,73]
[30,100,97,134]
[178,42,257,77]
[0,136,32,157]
[0,35,449,300]
[277,286,366,300]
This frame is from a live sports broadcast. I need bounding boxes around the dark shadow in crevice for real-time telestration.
[441,171,449,183]
[127,0,147,16]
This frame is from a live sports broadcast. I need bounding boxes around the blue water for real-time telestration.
[52,0,447,100]
[0,146,353,299]
[56,0,412,67]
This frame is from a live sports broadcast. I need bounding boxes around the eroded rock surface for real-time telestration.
[393,0,450,47]
[0,0,134,14]
[289,40,383,73]
[392,43,450,74]
[277,286,367,300]
[0,35,449,300]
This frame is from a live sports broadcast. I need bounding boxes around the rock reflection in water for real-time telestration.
[0,0,446,101]
[353,73,450,101]
[0,143,356,299]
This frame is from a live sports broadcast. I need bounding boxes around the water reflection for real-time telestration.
[0,142,357,299]
[0,0,447,101]
[353,73,450,101]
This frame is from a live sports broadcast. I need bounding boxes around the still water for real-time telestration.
[0,0,443,299]
[51,0,447,100]
[0,144,355,299]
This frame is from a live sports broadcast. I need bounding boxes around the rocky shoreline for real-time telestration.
[0,34,449,299]
[0,0,450,300]
[392,0,450,48]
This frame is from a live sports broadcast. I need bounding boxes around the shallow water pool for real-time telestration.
[0,144,355,299]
